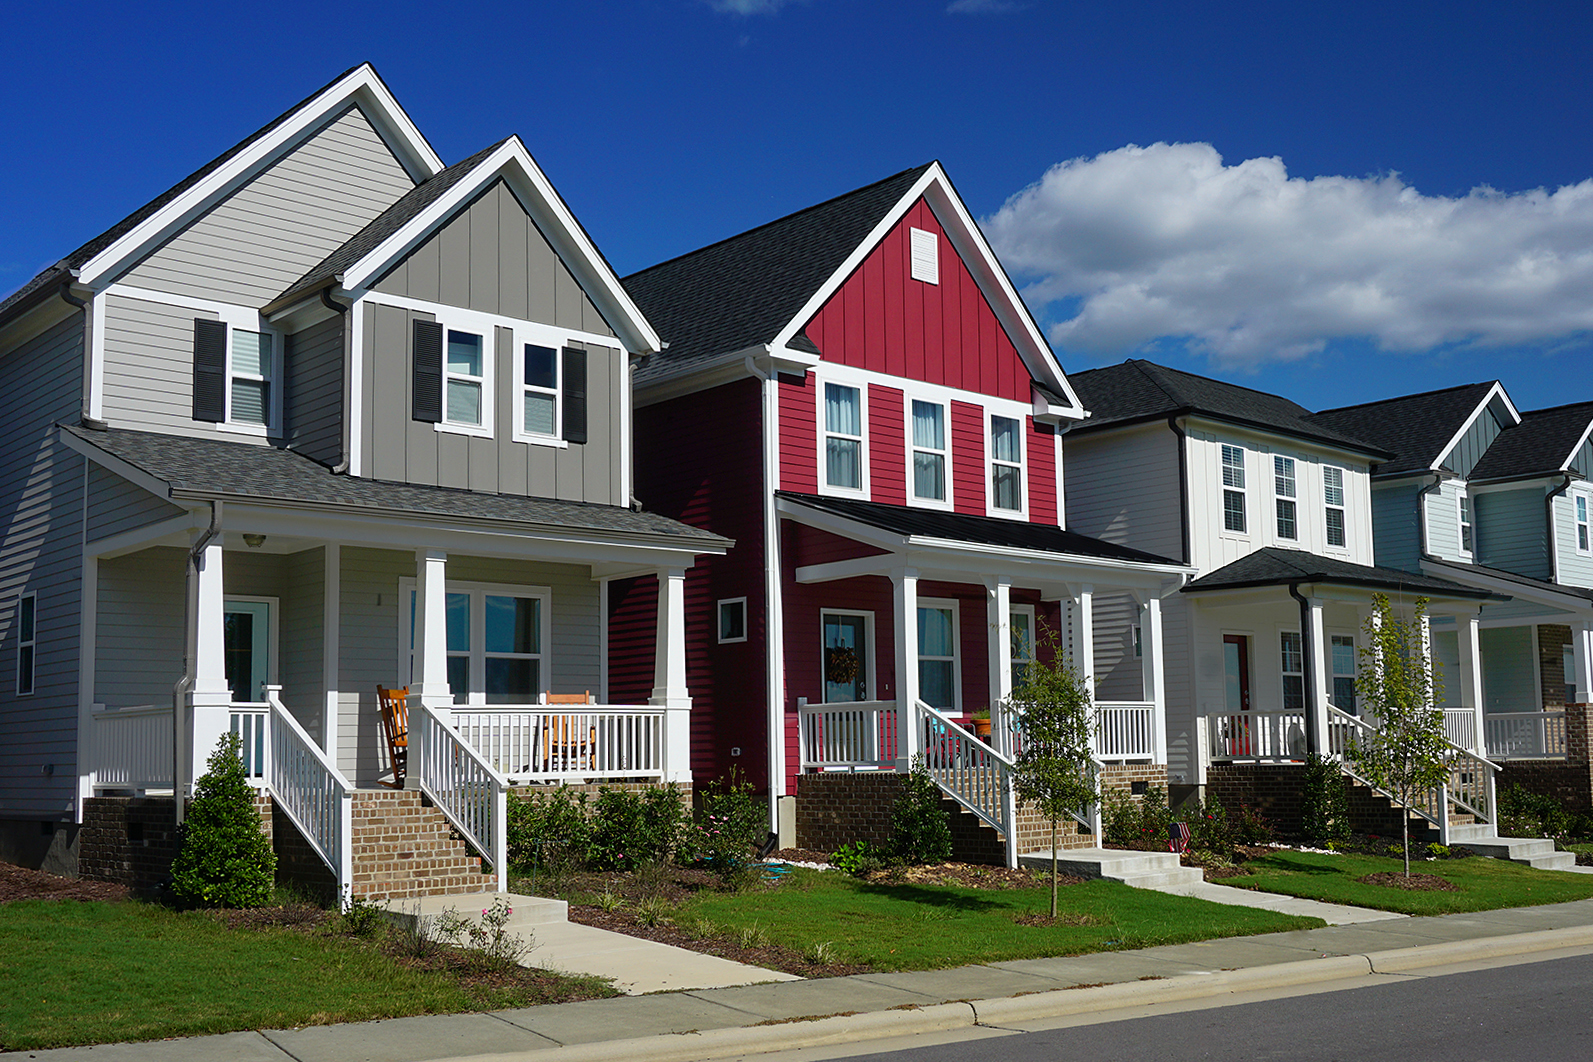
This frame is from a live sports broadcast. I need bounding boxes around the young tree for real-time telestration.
[1348,593,1451,876]
[1010,627,1097,917]
[171,732,277,907]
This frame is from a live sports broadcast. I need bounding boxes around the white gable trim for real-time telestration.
[769,162,1085,418]
[334,137,660,356]
[76,65,443,290]
[1559,414,1593,474]
[1430,381,1522,472]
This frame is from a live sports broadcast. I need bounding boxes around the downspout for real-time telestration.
[319,287,351,474]
[1287,581,1320,755]
[1417,473,1446,561]
[1548,474,1573,584]
[1168,415,1191,564]
[58,278,109,431]
[746,352,786,836]
[173,501,223,825]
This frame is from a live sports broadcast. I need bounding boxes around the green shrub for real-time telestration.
[506,786,591,871]
[1300,753,1352,845]
[889,762,953,865]
[686,770,767,887]
[590,784,684,870]
[1187,798,1235,857]
[1102,784,1172,848]
[170,732,277,908]
[1498,783,1573,839]
[1232,804,1276,846]
[832,840,884,877]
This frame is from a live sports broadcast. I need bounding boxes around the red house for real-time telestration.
[616,165,1191,863]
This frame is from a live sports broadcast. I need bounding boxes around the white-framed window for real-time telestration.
[910,227,939,285]
[909,397,951,507]
[718,598,748,644]
[444,327,488,430]
[1131,623,1143,659]
[1010,604,1037,687]
[1222,444,1247,533]
[1274,456,1298,540]
[1324,466,1347,548]
[989,414,1025,515]
[918,597,961,711]
[821,381,867,494]
[15,592,35,697]
[1331,633,1356,713]
[1460,492,1476,555]
[1575,493,1591,554]
[402,580,550,706]
[519,342,560,440]
[206,306,283,436]
[1280,631,1304,712]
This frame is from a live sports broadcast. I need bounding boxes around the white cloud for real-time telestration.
[705,0,798,14]
[984,142,1593,366]
[948,0,1026,13]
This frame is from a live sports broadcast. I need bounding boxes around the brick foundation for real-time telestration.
[80,794,273,892]
[1204,764,1438,840]
[1496,700,1593,814]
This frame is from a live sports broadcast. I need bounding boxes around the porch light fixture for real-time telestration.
[242,534,267,549]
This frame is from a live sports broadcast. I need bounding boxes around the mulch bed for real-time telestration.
[859,862,1067,889]
[0,861,129,904]
[1357,871,1460,891]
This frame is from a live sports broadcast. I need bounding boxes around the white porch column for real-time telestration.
[1305,596,1329,756]
[986,576,1012,755]
[1457,609,1485,754]
[1070,585,1095,682]
[892,567,920,769]
[411,548,452,715]
[1572,621,1593,705]
[188,534,231,793]
[649,568,693,783]
[1141,595,1167,763]
[322,542,340,756]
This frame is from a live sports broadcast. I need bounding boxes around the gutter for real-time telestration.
[173,500,223,826]
[1548,473,1573,584]
[1287,581,1321,755]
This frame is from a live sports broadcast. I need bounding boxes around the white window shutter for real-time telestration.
[910,227,939,285]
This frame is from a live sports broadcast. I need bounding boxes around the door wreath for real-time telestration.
[825,646,860,686]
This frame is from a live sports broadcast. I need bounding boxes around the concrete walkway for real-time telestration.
[1160,878,1408,923]
[23,895,1593,1062]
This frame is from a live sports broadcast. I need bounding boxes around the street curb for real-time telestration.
[417,926,1593,1062]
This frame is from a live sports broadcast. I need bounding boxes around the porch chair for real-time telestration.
[376,685,409,789]
[542,691,597,774]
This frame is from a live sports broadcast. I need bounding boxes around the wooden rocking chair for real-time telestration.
[542,691,596,774]
[376,685,409,789]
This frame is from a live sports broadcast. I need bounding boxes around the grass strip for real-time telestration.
[1228,850,1593,915]
[677,870,1320,971]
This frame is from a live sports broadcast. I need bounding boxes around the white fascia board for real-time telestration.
[1467,476,1560,496]
[1430,381,1521,472]
[1560,415,1593,474]
[338,137,660,356]
[0,292,79,356]
[905,535,1192,584]
[57,426,175,500]
[768,164,1083,413]
[634,344,822,407]
[774,497,911,552]
[85,514,202,560]
[77,65,443,289]
[1420,558,1592,615]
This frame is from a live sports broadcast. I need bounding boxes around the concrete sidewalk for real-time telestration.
[23,896,1593,1062]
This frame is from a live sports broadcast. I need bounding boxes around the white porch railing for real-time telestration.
[1202,710,1309,762]
[452,706,676,783]
[1093,701,1157,761]
[1443,709,1479,752]
[1485,711,1567,760]
[264,687,354,904]
[412,702,508,892]
[230,704,269,783]
[915,699,1021,865]
[89,705,173,792]
[797,700,899,770]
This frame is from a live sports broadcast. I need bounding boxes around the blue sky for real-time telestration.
[3,0,1591,414]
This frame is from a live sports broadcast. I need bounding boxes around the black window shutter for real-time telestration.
[562,347,588,444]
[192,318,227,422]
[412,319,443,423]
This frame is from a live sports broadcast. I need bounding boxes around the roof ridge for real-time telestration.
[1520,399,1593,418]
[1123,360,1189,410]
[1312,379,1496,416]
[623,163,933,282]
[1132,359,1311,412]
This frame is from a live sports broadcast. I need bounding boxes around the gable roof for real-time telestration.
[1066,360,1390,458]
[1183,547,1497,600]
[623,163,1082,409]
[1468,400,1593,482]
[1,64,441,328]
[1307,381,1512,477]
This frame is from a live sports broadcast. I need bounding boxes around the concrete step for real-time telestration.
[1447,823,1498,843]
[1524,851,1579,872]
[1017,847,1202,889]
[1461,836,1558,861]
[385,891,570,934]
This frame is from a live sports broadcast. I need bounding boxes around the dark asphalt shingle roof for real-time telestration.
[272,140,508,308]
[1,64,421,325]
[1182,547,1497,599]
[776,491,1184,567]
[1468,401,1593,482]
[622,165,932,383]
[1066,361,1389,457]
[1423,557,1593,603]
[1307,381,1499,476]
[63,424,727,545]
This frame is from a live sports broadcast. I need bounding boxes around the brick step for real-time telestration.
[344,789,494,902]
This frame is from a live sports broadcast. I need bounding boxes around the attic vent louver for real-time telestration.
[910,227,939,285]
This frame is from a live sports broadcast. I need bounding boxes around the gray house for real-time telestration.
[0,65,727,896]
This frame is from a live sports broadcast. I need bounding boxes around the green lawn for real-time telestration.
[1228,850,1593,915]
[676,870,1321,971]
[0,900,614,1052]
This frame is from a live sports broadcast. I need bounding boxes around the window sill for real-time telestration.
[216,422,274,439]
[985,505,1028,521]
[906,496,955,513]
[513,432,571,449]
[817,483,870,500]
[434,421,494,440]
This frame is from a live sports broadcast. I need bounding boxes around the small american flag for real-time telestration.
[1168,822,1191,854]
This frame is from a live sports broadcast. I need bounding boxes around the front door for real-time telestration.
[224,600,271,704]
[1223,633,1251,755]
[822,612,869,702]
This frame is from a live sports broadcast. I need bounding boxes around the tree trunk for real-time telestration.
[1402,803,1411,877]
[1050,819,1058,918]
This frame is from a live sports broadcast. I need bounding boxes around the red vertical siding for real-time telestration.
[869,385,905,506]
[1028,419,1057,525]
[951,400,985,516]
[801,197,1032,401]
[779,373,817,494]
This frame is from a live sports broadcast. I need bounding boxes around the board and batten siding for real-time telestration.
[1370,483,1422,572]
[119,106,416,307]
[1062,423,1183,562]
[0,313,86,818]
[84,463,184,543]
[1476,487,1550,580]
[1554,489,1593,589]
[285,313,344,467]
[372,179,614,337]
[1448,407,1505,480]
[361,302,620,503]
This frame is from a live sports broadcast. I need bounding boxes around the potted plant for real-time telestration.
[971,706,992,740]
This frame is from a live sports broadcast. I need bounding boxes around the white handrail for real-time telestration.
[90,705,174,792]
[452,705,670,782]
[914,699,1017,864]
[798,700,898,770]
[264,687,354,906]
[1485,711,1568,760]
[1326,705,1498,840]
[412,701,508,892]
[1203,709,1309,761]
[1093,701,1157,761]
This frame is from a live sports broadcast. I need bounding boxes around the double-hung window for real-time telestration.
[407,582,549,705]
[445,329,486,427]
[16,592,35,696]
[192,313,281,434]
[1324,466,1346,548]
[521,344,559,438]
[917,600,959,711]
[823,382,865,492]
[1331,634,1356,713]
[1274,456,1297,540]
[990,414,1024,513]
[1576,494,1590,554]
[1222,444,1247,533]
[1280,632,1304,712]
[1460,492,1476,554]
[911,399,949,505]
